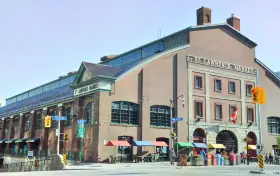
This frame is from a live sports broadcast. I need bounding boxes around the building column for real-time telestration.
[72,98,83,152]
[205,72,210,123]
[187,69,193,142]
[0,119,5,139]
[7,116,15,150]
[19,114,25,139]
[241,79,246,126]
[28,111,36,149]
[39,108,48,152]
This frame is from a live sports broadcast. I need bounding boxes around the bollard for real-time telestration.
[62,154,67,165]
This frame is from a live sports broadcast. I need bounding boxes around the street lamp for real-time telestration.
[169,95,185,162]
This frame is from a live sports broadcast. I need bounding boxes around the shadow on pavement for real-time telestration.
[63,168,100,171]
[107,173,148,175]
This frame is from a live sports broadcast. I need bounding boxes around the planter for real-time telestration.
[192,157,204,166]
[224,159,230,165]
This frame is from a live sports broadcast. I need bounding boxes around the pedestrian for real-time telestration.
[241,151,246,164]
[170,148,176,165]
[265,153,268,163]
[269,153,273,164]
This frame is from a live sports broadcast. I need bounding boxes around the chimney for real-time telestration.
[227,14,240,31]
[196,6,212,25]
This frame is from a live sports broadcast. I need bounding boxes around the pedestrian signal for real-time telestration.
[45,115,51,128]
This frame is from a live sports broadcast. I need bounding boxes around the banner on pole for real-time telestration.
[77,120,86,138]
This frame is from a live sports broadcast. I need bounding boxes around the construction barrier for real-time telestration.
[34,159,38,168]
[258,155,264,169]
[62,154,67,165]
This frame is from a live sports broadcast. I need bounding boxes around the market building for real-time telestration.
[0,6,279,162]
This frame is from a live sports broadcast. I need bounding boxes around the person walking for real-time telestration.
[241,152,246,164]
[269,153,273,164]
[265,153,268,163]
[170,148,176,165]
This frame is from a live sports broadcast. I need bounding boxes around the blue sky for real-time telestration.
[0,0,278,104]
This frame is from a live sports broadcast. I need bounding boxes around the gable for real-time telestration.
[79,69,92,83]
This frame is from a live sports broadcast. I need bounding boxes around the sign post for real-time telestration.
[250,70,266,174]
[51,115,67,155]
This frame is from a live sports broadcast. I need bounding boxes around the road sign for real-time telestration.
[56,129,59,136]
[257,144,264,155]
[45,116,51,128]
[170,117,183,122]
[77,120,86,125]
[52,116,67,121]
[77,120,86,138]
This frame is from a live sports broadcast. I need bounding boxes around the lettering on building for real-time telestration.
[187,55,257,74]
[74,83,100,96]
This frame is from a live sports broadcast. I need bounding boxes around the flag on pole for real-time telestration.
[230,107,237,124]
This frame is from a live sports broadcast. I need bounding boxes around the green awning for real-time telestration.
[26,138,40,143]
[15,138,28,143]
[5,139,18,143]
[177,142,194,148]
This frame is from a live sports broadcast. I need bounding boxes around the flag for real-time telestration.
[230,107,237,124]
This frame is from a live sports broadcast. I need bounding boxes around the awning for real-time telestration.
[5,139,18,143]
[132,141,153,146]
[0,139,8,144]
[208,143,226,149]
[105,140,131,146]
[26,138,40,143]
[177,142,194,148]
[152,141,168,147]
[244,145,256,150]
[15,138,28,143]
[193,143,208,148]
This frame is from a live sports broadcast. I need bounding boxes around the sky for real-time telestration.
[0,0,279,105]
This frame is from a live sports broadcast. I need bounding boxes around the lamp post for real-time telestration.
[169,95,185,162]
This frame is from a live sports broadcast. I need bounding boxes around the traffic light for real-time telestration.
[64,134,68,140]
[251,87,266,104]
[45,116,51,128]
[251,87,259,103]
[171,132,176,139]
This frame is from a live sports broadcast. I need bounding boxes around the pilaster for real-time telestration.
[8,116,14,139]
[29,111,35,139]
[241,79,246,125]
[39,108,48,151]
[205,72,210,123]
[19,113,25,139]
[0,119,4,139]
[187,69,193,142]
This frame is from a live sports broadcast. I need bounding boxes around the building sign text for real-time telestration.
[187,55,257,74]
[74,83,99,96]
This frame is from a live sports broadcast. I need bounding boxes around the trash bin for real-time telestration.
[236,154,241,165]
[207,153,212,166]
[212,154,217,166]
[217,154,223,166]
[230,153,236,165]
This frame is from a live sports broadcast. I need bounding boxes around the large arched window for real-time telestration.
[111,101,138,125]
[14,117,20,136]
[4,120,10,138]
[84,102,93,125]
[35,112,42,130]
[49,110,56,128]
[267,117,280,134]
[24,116,30,131]
[64,107,72,127]
[150,105,170,127]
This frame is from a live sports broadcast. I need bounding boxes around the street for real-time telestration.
[2,163,280,176]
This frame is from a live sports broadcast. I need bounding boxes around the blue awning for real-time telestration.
[132,141,153,146]
[193,143,208,148]
[26,138,40,143]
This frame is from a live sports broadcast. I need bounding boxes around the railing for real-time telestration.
[1,149,54,159]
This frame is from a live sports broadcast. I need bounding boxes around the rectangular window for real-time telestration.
[246,84,253,96]
[215,104,222,120]
[36,114,42,130]
[195,76,202,89]
[195,101,203,118]
[247,108,254,122]
[215,79,222,92]
[229,105,236,121]
[229,81,236,93]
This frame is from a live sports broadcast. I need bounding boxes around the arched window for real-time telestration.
[64,107,72,127]
[150,106,170,127]
[111,102,138,125]
[84,102,93,125]
[14,117,20,136]
[4,120,10,138]
[49,110,56,128]
[267,117,280,134]
[35,112,42,130]
[24,116,30,131]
